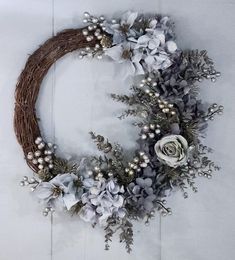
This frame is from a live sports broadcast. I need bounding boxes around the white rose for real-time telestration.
[154,135,188,168]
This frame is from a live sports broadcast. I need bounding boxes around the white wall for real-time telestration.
[0,1,234,260]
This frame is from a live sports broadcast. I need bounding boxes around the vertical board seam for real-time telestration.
[158,0,162,257]
[50,0,55,260]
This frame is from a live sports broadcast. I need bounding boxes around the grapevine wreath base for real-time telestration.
[15,11,223,252]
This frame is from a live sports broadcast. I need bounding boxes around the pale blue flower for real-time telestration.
[101,12,178,75]
[80,178,126,226]
[35,173,80,210]
[128,177,156,212]
[104,11,138,44]
[104,42,144,77]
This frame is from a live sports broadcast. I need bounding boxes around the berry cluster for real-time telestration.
[26,137,56,171]
[140,123,161,140]
[125,152,150,177]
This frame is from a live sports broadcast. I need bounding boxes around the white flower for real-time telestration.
[104,42,144,77]
[134,29,177,71]
[102,12,177,75]
[144,52,172,71]
[120,11,138,28]
[104,11,138,44]
[35,173,80,210]
[80,178,125,226]
[134,30,166,50]
[154,135,188,167]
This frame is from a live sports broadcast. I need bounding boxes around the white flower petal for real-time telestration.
[144,55,155,66]
[80,205,96,223]
[50,173,78,193]
[146,187,154,195]
[177,135,188,149]
[95,206,103,214]
[112,32,125,45]
[51,196,65,211]
[166,40,177,53]
[35,183,53,200]
[113,195,124,208]
[132,50,142,63]
[148,39,160,50]
[106,180,120,194]
[132,185,140,195]
[100,196,113,208]
[136,35,150,46]
[134,61,145,75]
[149,19,158,29]
[144,200,154,211]
[121,11,138,27]
[144,178,152,187]
[90,187,100,195]
[153,30,165,45]
[116,208,126,218]
[104,45,123,61]
[119,60,136,78]
[83,178,94,188]
[160,16,170,25]
[81,193,89,204]
[63,193,79,210]
[150,48,158,55]
[98,211,112,226]
[136,178,145,187]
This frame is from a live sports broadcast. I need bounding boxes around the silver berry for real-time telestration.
[83,12,90,18]
[34,151,41,157]
[35,137,42,145]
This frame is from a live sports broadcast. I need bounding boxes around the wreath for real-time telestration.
[15,11,223,252]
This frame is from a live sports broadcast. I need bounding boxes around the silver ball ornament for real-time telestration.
[92,18,98,23]
[34,151,41,157]
[83,12,90,18]
[35,137,42,145]
[38,158,44,164]
[38,164,44,170]
[38,142,45,150]
[82,29,88,36]
[141,134,147,140]
[155,129,161,134]
[99,16,105,21]
[44,156,51,162]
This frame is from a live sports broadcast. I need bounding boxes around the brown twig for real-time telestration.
[14,28,98,172]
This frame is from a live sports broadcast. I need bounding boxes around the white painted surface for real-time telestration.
[160,1,235,260]
[0,1,234,259]
[0,1,53,260]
